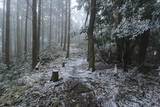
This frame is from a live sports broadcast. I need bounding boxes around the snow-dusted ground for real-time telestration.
[1,39,160,107]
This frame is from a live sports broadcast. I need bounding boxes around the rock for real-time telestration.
[18,76,34,85]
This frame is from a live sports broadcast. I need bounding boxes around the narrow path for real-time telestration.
[58,43,120,107]
[60,44,91,80]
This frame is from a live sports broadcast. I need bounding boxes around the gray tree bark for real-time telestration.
[5,0,11,68]
[2,0,6,63]
[37,0,42,55]
[60,0,64,47]
[32,0,38,69]
[49,0,53,47]
[24,0,29,56]
[63,0,68,51]
[87,0,96,72]
[16,0,22,61]
[66,0,71,58]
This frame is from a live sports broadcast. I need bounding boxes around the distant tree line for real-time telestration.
[0,0,71,69]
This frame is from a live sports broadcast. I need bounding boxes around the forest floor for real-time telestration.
[0,37,160,107]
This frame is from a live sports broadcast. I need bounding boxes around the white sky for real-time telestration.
[71,0,86,30]
[0,1,2,9]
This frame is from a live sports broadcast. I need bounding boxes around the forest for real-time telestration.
[0,0,160,107]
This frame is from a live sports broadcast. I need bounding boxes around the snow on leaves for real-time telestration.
[113,18,150,39]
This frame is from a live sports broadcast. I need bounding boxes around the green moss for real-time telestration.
[51,99,62,107]
[0,85,33,106]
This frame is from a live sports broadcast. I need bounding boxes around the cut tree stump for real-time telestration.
[50,70,59,82]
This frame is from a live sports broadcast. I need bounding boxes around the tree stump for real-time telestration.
[50,70,59,82]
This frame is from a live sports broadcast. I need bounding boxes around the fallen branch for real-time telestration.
[96,54,109,67]
[63,83,79,93]
[35,62,41,70]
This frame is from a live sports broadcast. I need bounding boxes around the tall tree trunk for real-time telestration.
[114,7,123,63]
[5,0,11,68]
[2,0,6,63]
[137,30,150,65]
[37,0,41,55]
[17,0,21,61]
[136,8,152,66]
[54,1,59,42]
[41,1,44,50]
[20,12,23,55]
[24,0,29,56]
[32,0,38,69]
[122,37,131,72]
[63,0,68,51]
[66,0,71,58]
[87,0,96,72]
[58,1,61,43]
[61,0,64,47]
[49,0,52,47]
